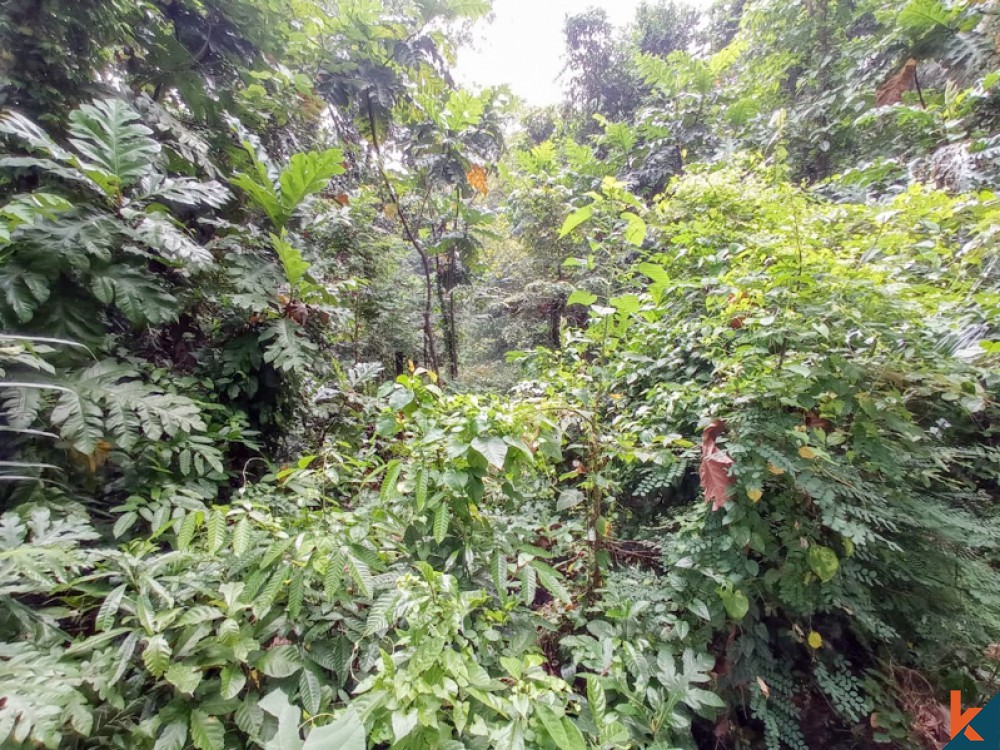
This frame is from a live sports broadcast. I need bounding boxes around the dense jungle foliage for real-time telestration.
[0,0,998,748]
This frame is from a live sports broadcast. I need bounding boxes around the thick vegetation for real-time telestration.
[0,1,998,749]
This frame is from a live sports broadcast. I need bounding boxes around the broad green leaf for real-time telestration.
[256,645,302,678]
[298,669,322,715]
[154,719,189,750]
[556,488,585,511]
[302,707,365,750]
[558,204,594,238]
[566,289,598,307]
[807,545,840,582]
[143,634,171,677]
[620,212,647,246]
[221,664,247,700]
[718,588,749,620]
[190,710,225,750]
[471,436,508,469]
[166,663,202,695]
[259,689,303,750]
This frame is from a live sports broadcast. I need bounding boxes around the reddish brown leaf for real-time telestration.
[700,419,734,511]
[876,58,917,106]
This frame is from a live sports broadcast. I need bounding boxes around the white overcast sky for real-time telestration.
[454,0,712,106]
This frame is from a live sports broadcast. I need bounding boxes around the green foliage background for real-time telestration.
[0,1,998,749]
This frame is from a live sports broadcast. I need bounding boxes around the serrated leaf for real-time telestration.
[380,460,402,502]
[492,551,508,602]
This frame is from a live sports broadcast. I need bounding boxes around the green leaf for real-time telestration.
[718,588,749,620]
[556,488,585,511]
[143,634,171,677]
[298,669,322,715]
[189,710,225,750]
[166,663,203,695]
[586,675,607,725]
[68,99,160,192]
[807,545,840,582]
[232,517,251,556]
[96,584,127,631]
[271,231,310,289]
[206,510,226,554]
[610,294,640,315]
[221,665,247,700]
[620,211,647,246]
[347,555,373,598]
[154,719,189,750]
[380,460,402,502]
[278,149,346,224]
[558,204,594,238]
[259,689,303,750]
[566,289,598,307]
[433,502,450,544]
[302,707,365,750]
[471,435,508,469]
[256,645,302,678]
[531,561,570,603]
[536,705,586,750]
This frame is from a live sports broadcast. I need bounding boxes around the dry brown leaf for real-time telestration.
[876,58,918,106]
[700,419,734,511]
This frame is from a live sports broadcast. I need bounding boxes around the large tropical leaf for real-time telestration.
[132,214,214,269]
[67,99,160,194]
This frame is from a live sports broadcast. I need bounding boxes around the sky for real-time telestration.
[454,0,711,106]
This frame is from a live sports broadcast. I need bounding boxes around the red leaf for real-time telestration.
[700,419,734,511]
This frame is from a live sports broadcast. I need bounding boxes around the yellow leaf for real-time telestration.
[808,631,823,649]
[798,446,817,460]
[747,488,763,502]
[767,463,785,475]
[384,202,399,219]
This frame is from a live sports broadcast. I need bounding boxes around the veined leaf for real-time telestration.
[302,707,365,750]
[143,634,171,677]
[189,710,225,750]
[68,99,160,193]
